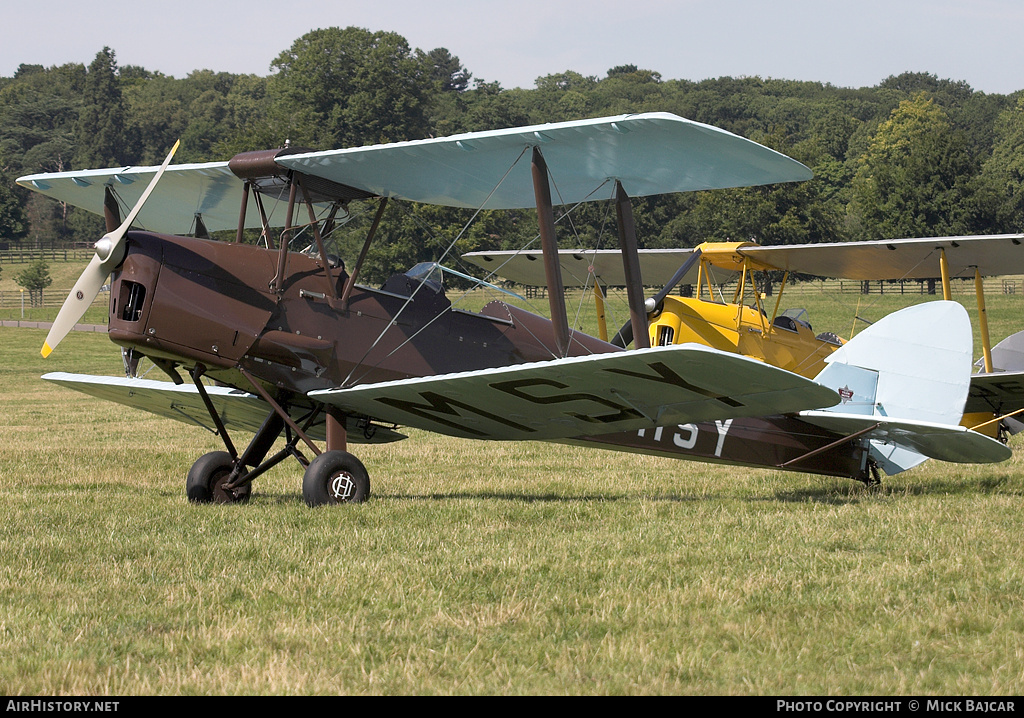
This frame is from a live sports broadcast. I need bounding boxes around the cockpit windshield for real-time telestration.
[405,262,445,294]
[780,308,812,330]
[404,261,526,301]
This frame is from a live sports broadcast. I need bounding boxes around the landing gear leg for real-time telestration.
[184,364,289,504]
[187,364,373,507]
[856,460,882,487]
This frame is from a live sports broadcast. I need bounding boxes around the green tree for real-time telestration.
[15,259,52,307]
[74,47,128,168]
[978,95,1024,230]
[849,93,980,239]
[0,161,27,244]
[421,47,472,93]
[0,63,85,176]
[269,27,430,149]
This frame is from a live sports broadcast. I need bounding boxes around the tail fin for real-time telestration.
[981,328,1024,372]
[812,301,974,474]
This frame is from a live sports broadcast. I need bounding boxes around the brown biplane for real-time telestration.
[17,113,1013,505]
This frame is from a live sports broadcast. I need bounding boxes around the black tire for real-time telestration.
[302,450,370,506]
[186,451,251,504]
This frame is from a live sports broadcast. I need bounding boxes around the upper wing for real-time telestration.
[17,161,270,236]
[278,113,812,210]
[41,372,406,444]
[310,344,839,441]
[465,234,1024,288]
[19,113,811,233]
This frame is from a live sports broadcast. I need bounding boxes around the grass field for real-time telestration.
[1,263,1023,695]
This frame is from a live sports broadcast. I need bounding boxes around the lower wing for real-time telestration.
[41,372,406,444]
[311,344,840,441]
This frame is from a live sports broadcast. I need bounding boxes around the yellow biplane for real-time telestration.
[464,233,1024,439]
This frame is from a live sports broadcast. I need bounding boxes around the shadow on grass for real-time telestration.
[149,469,1024,508]
[775,470,1022,505]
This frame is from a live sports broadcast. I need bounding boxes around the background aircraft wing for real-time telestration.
[966,371,1024,416]
[460,248,735,288]
[42,372,406,444]
[964,329,1024,430]
[465,234,1024,287]
[310,344,839,441]
[738,234,1024,280]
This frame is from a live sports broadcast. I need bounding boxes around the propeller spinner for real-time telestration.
[41,141,180,358]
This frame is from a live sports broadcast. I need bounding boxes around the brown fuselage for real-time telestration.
[108,231,869,483]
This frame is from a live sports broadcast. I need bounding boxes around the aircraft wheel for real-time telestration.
[186,451,251,504]
[302,450,370,506]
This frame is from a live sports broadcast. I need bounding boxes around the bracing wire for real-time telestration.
[340,145,532,387]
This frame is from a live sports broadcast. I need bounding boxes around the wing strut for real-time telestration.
[614,181,650,349]
[103,186,121,233]
[341,198,389,308]
[940,247,993,373]
[531,147,572,357]
[939,248,952,300]
[975,268,994,373]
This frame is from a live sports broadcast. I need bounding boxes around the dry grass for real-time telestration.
[1,284,1024,695]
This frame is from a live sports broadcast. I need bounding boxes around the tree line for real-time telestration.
[1,26,1023,284]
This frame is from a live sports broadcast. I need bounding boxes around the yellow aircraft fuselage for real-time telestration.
[644,241,840,379]
[648,295,839,379]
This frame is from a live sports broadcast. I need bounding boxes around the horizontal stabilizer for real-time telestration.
[41,372,406,444]
[312,344,839,441]
[798,411,1011,465]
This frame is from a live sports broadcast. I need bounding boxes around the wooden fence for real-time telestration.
[0,247,94,264]
[0,288,106,310]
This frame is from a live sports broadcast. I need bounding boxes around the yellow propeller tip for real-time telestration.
[41,342,53,358]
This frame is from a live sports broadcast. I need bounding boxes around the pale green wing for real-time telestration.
[18,113,811,234]
[279,112,812,210]
[310,344,839,441]
[42,372,405,444]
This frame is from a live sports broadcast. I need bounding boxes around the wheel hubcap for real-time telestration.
[330,471,357,502]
